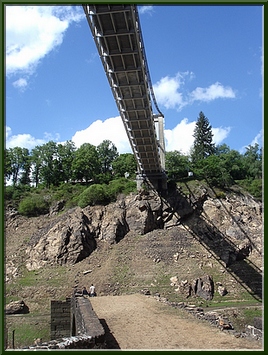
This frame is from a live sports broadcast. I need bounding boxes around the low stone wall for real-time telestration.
[71,294,105,341]
[21,335,104,350]
[51,298,71,340]
[22,294,105,350]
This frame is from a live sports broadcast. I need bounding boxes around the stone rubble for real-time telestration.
[143,292,262,341]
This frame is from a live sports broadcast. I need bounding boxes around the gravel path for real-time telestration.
[90,294,262,350]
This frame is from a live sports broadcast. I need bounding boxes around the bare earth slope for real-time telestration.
[90,294,261,350]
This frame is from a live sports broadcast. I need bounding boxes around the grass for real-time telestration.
[5,314,51,349]
[228,307,263,332]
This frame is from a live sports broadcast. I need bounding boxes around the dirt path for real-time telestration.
[90,294,262,350]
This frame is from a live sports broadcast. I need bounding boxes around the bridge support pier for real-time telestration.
[136,172,167,195]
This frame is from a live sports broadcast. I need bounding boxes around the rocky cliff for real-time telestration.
[5,182,262,302]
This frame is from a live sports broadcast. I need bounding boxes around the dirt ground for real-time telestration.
[90,294,262,350]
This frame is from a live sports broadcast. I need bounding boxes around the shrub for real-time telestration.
[18,195,50,217]
[78,184,108,208]
[215,191,226,199]
[106,178,136,201]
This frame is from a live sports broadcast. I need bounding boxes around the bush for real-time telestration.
[106,178,136,201]
[78,184,108,208]
[236,179,262,200]
[5,184,31,202]
[18,195,50,216]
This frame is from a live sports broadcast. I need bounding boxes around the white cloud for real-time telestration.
[6,115,231,156]
[71,116,132,154]
[138,6,154,15]
[153,72,236,111]
[71,115,230,157]
[239,129,263,154]
[190,82,236,102]
[212,126,231,146]
[164,118,231,154]
[164,118,196,154]
[153,74,185,110]
[5,5,84,76]
[5,126,47,150]
[12,78,28,90]
[250,129,263,147]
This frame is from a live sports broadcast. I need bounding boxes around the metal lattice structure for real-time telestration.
[83,4,166,190]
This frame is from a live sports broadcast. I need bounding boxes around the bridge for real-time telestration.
[83,4,167,192]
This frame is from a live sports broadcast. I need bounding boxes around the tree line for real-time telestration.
[5,140,137,188]
[5,112,262,199]
[167,112,262,192]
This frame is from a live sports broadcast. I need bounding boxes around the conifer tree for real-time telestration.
[191,111,215,164]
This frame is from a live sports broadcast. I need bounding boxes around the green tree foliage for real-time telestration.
[242,143,262,179]
[215,144,245,180]
[165,151,190,180]
[191,111,215,164]
[237,179,262,200]
[112,153,137,178]
[5,147,31,186]
[106,178,136,201]
[38,141,59,188]
[56,140,76,183]
[77,178,137,208]
[4,149,12,183]
[195,155,233,188]
[78,184,108,208]
[4,130,263,203]
[31,145,43,187]
[97,140,119,174]
[72,143,101,183]
[18,195,50,216]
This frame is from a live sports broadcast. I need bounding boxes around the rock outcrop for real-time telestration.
[5,300,29,314]
[21,186,262,272]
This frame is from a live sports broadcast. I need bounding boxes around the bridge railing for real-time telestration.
[83,5,167,191]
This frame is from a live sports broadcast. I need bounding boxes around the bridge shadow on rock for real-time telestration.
[163,183,262,302]
[99,319,121,350]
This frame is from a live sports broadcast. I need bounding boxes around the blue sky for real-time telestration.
[5,4,263,155]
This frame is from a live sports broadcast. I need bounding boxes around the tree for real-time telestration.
[31,145,44,187]
[112,153,137,178]
[215,143,231,156]
[38,141,59,188]
[191,111,215,164]
[220,149,245,181]
[97,140,119,174]
[96,140,119,183]
[4,149,12,183]
[243,143,262,179]
[72,143,101,183]
[198,154,233,188]
[6,147,30,186]
[56,140,76,183]
[165,151,190,180]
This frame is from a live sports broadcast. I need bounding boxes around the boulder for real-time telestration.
[192,275,214,300]
[99,202,129,243]
[218,285,228,296]
[254,317,262,330]
[49,200,65,215]
[125,195,159,235]
[5,300,29,314]
[26,209,97,270]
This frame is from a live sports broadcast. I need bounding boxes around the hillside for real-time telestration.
[4,180,263,349]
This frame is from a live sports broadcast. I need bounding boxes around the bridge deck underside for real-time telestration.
[84,5,164,176]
